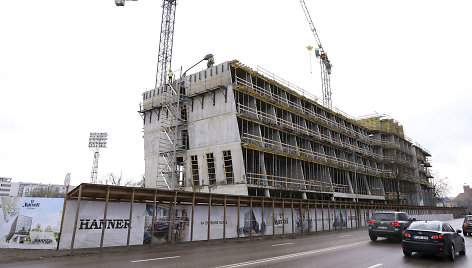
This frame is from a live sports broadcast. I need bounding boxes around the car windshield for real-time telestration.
[409,222,440,231]
[372,213,395,221]
[466,216,472,221]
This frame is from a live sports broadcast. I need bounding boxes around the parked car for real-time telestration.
[402,221,465,261]
[368,211,415,241]
[462,215,472,236]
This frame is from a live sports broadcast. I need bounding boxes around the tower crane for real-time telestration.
[299,0,333,109]
[116,0,177,88]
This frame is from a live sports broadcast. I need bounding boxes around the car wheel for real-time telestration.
[459,241,466,255]
[403,249,412,257]
[464,232,468,236]
[448,244,456,261]
[370,235,377,241]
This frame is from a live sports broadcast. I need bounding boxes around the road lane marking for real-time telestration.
[272,242,294,247]
[215,241,367,268]
[367,264,383,268]
[339,235,351,238]
[131,255,180,263]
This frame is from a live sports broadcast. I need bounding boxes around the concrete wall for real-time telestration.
[411,214,454,221]
[143,97,163,188]
[184,83,246,195]
[143,62,239,191]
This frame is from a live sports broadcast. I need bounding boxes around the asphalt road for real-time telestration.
[4,218,471,268]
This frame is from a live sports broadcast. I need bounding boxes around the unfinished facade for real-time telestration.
[140,60,435,206]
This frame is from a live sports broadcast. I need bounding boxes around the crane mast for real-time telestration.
[299,0,333,109]
[155,0,177,88]
[117,0,182,190]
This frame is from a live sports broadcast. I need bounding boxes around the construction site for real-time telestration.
[131,0,435,206]
[140,60,434,206]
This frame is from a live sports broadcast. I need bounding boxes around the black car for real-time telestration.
[402,221,466,261]
[368,211,415,241]
[462,215,472,236]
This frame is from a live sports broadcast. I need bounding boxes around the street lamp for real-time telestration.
[182,54,214,77]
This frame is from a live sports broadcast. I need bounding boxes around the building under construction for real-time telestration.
[140,60,435,206]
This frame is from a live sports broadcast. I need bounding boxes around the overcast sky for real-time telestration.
[1,0,471,196]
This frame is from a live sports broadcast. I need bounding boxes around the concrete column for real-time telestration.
[264,188,270,197]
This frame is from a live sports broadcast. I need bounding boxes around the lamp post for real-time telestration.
[182,54,214,78]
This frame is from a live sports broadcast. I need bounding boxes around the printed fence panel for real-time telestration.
[0,197,63,249]
[59,200,145,249]
[273,207,285,235]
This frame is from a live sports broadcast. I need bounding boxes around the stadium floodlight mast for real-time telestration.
[88,132,108,184]
[114,0,138,6]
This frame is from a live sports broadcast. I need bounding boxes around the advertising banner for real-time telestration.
[59,200,145,249]
[0,197,63,249]
[261,205,274,236]
[358,207,368,227]
[346,207,354,229]
[208,206,238,240]
[272,207,284,235]
[144,204,191,243]
[332,207,347,230]
[293,208,307,233]
[238,206,261,238]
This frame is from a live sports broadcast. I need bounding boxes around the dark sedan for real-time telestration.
[402,221,466,261]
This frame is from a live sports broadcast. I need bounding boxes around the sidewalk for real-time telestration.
[0,232,326,265]
[0,244,149,264]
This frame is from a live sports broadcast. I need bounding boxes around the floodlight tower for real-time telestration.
[88,132,108,184]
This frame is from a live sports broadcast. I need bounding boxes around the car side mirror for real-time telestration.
[457,230,462,234]
[408,218,416,221]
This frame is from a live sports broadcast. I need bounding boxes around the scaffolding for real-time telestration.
[140,60,435,205]
[230,61,434,205]
[141,82,187,189]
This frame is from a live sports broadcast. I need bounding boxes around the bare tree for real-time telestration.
[125,174,145,188]
[107,172,123,186]
[99,172,143,187]
[24,185,64,198]
[130,174,145,188]
[430,174,450,206]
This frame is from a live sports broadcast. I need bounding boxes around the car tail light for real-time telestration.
[402,232,411,237]
[390,222,400,226]
[431,234,444,240]
[464,223,467,226]
[368,220,375,225]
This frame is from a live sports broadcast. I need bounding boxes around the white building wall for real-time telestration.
[143,109,162,188]
[0,182,12,197]
[143,62,237,191]
[9,182,20,197]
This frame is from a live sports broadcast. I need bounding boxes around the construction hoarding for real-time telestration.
[0,197,63,249]
[58,184,464,249]
[58,200,146,249]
